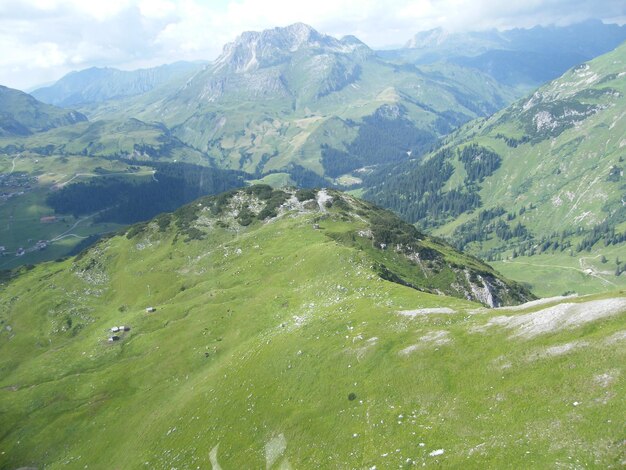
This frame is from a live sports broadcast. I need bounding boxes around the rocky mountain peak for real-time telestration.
[213,23,371,73]
[404,27,448,49]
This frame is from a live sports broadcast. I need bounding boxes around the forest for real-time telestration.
[47,162,247,224]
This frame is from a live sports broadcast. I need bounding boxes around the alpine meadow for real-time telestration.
[0,2,625,469]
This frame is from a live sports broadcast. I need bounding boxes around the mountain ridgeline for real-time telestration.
[31,61,206,107]
[0,85,87,137]
[1,20,626,470]
[130,186,531,307]
[382,19,626,89]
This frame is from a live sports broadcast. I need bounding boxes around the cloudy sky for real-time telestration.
[1,0,625,91]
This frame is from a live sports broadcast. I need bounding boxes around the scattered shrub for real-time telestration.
[295,189,317,202]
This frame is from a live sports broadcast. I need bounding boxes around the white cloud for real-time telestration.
[0,0,624,90]
[139,0,176,19]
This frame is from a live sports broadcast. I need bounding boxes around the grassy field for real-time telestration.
[492,246,626,298]
[0,189,624,469]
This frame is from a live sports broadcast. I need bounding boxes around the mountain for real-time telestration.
[403,27,505,58]
[0,85,87,137]
[381,20,626,89]
[1,186,625,468]
[31,61,205,107]
[68,23,516,176]
[0,24,517,178]
[363,41,626,296]
[212,22,371,75]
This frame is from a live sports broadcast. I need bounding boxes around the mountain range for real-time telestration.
[381,19,626,88]
[1,21,626,277]
[31,61,206,107]
[1,23,512,176]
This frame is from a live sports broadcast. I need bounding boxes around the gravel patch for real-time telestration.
[496,294,578,312]
[400,330,450,355]
[482,298,626,338]
[265,433,287,469]
[527,340,589,361]
[397,307,456,317]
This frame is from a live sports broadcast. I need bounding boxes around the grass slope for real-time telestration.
[1,188,623,469]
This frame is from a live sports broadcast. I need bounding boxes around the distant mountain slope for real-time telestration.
[31,61,205,107]
[0,85,87,137]
[1,186,624,468]
[402,20,626,59]
[364,42,626,269]
[381,20,626,89]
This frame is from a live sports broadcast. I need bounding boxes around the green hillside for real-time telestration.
[364,42,626,295]
[1,187,624,469]
[0,118,209,163]
[0,86,87,137]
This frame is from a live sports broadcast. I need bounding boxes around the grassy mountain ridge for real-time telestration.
[0,85,87,137]
[0,117,209,163]
[1,186,624,468]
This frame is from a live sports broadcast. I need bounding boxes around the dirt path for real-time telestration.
[50,212,101,242]
[9,154,20,174]
[579,255,615,276]
[56,171,149,188]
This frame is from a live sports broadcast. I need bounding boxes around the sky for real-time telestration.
[1,0,625,91]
